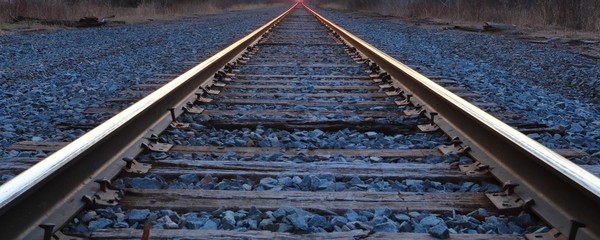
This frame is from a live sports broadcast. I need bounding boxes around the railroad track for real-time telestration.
[1,3,599,239]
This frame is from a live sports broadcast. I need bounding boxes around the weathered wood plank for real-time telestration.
[130,84,162,90]
[198,119,416,134]
[6,141,68,151]
[85,229,519,239]
[225,80,467,92]
[122,189,495,213]
[150,160,486,181]
[203,109,402,118]
[169,146,442,157]
[234,74,370,79]
[212,98,396,107]
[223,85,380,90]
[106,98,141,103]
[0,158,45,174]
[84,108,404,117]
[84,107,121,114]
[241,63,363,68]
[227,79,371,85]
[7,142,588,158]
[221,92,389,98]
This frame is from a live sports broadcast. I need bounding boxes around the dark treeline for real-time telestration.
[105,0,284,8]
[1,0,289,23]
[310,0,599,31]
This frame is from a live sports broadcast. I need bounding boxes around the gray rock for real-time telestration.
[272,208,287,219]
[248,206,263,219]
[129,178,163,189]
[200,219,219,230]
[420,216,443,227]
[345,209,360,221]
[308,215,328,228]
[507,222,523,234]
[349,176,364,185]
[260,177,279,188]
[277,223,294,232]
[222,210,236,230]
[459,182,475,192]
[259,219,275,230]
[331,216,348,226]
[570,123,584,133]
[278,177,293,187]
[405,179,424,192]
[178,174,199,184]
[414,223,428,233]
[515,213,534,227]
[126,209,150,222]
[365,132,378,138]
[398,221,412,232]
[348,221,372,231]
[185,216,208,229]
[372,222,398,232]
[88,218,113,231]
[248,219,258,229]
[408,211,421,218]
[393,213,410,222]
[371,216,387,225]
[428,223,450,239]
[287,212,309,230]
[158,216,179,229]
[359,210,374,220]
[374,207,391,218]
[113,221,129,228]
[81,211,97,223]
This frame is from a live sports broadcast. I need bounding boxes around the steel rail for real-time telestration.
[0,3,298,239]
[303,3,600,239]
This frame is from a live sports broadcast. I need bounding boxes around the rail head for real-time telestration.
[0,3,298,239]
[302,3,600,239]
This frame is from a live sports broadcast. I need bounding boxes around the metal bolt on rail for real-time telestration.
[142,134,173,152]
[418,112,440,132]
[403,104,424,116]
[195,91,213,103]
[201,86,220,95]
[502,181,520,195]
[169,107,189,129]
[79,179,121,208]
[183,102,204,114]
[385,89,403,97]
[38,223,55,240]
[484,181,524,212]
[395,94,413,106]
[568,220,586,240]
[438,136,471,155]
[122,157,151,175]
[459,162,491,176]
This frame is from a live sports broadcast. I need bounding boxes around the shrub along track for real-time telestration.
[1,3,599,239]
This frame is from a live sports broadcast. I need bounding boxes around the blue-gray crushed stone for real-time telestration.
[0,5,288,155]
[313,7,599,164]
[66,207,548,236]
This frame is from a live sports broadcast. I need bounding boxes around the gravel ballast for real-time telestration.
[313,7,600,164]
[0,5,288,156]
[66,206,547,236]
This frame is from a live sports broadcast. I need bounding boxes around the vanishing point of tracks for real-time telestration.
[1,3,599,240]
